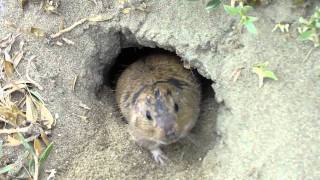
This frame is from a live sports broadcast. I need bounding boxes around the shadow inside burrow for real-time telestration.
[103,46,219,164]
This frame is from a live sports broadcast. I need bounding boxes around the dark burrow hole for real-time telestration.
[104,47,218,161]
[105,47,214,92]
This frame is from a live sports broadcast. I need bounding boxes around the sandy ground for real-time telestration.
[0,0,320,179]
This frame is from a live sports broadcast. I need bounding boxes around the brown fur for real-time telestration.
[116,53,201,152]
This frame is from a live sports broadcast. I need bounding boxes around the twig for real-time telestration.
[33,154,39,180]
[0,116,16,127]
[72,75,78,92]
[50,18,88,39]
[303,47,315,62]
[0,125,32,134]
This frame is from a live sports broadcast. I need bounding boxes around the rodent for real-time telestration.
[116,53,201,164]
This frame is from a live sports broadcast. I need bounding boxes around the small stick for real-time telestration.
[303,47,315,62]
[0,125,32,134]
[33,154,39,180]
[72,75,78,92]
[0,116,16,127]
[50,18,88,39]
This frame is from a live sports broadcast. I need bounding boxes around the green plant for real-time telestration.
[252,62,278,88]
[224,4,258,34]
[205,0,222,11]
[298,7,320,47]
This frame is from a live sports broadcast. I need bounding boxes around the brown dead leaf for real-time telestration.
[59,18,65,31]
[35,102,54,129]
[0,104,24,126]
[18,0,28,9]
[7,134,21,146]
[43,1,59,14]
[4,61,14,78]
[3,20,17,29]
[34,138,42,156]
[12,51,24,68]
[0,33,12,48]
[26,95,37,123]
[30,27,45,38]
[3,80,32,91]
[40,131,49,146]
[121,8,131,14]
[0,33,20,49]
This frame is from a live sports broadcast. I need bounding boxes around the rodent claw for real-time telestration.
[151,148,168,165]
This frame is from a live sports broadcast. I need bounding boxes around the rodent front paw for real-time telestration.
[151,148,168,165]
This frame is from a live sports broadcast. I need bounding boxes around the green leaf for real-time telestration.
[0,164,14,174]
[241,5,253,14]
[18,133,36,157]
[39,142,54,165]
[245,21,258,34]
[298,17,308,24]
[224,5,240,15]
[298,30,313,41]
[263,70,278,80]
[247,16,258,22]
[205,0,221,11]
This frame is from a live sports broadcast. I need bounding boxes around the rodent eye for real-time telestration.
[146,111,152,121]
[174,103,179,112]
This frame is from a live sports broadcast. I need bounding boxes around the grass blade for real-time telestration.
[0,164,14,174]
[39,142,54,165]
[18,133,36,157]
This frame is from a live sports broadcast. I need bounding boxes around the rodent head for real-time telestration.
[129,84,181,145]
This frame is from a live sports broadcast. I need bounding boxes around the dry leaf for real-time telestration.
[7,135,20,146]
[3,80,32,91]
[88,14,113,22]
[3,20,17,29]
[26,95,37,123]
[0,33,12,48]
[121,8,131,14]
[30,27,45,38]
[40,131,49,146]
[59,18,65,31]
[34,138,42,156]
[18,0,28,9]
[4,61,14,78]
[36,102,54,129]
[0,105,23,126]
[12,51,24,68]
[43,2,58,14]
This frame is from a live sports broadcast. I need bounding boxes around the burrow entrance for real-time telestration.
[102,46,219,161]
